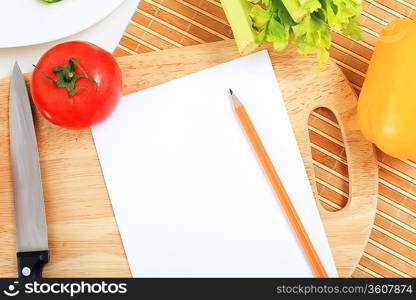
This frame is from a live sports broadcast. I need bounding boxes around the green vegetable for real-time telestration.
[221,0,363,67]
[221,0,259,55]
[40,0,63,3]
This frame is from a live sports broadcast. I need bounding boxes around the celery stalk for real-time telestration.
[221,0,259,55]
[282,0,321,23]
[282,0,308,22]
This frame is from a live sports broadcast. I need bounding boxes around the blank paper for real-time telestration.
[91,51,338,277]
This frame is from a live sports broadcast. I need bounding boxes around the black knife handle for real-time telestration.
[17,251,49,278]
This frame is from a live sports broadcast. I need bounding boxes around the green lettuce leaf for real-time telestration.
[322,0,363,39]
[250,5,272,31]
[225,0,363,66]
[292,14,332,67]
[266,16,290,49]
[282,0,322,22]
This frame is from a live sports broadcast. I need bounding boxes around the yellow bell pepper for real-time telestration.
[358,19,416,160]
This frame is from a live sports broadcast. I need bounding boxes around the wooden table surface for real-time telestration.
[112,0,416,278]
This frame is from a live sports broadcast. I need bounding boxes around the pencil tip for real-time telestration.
[229,89,233,95]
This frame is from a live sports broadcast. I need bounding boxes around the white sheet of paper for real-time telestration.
[92,51,338,277]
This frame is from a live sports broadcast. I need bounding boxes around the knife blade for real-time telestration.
[9,62,49,278]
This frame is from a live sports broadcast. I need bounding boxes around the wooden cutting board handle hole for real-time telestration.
[308,107,349,212]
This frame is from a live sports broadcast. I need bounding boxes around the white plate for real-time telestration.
[0,0,126,48]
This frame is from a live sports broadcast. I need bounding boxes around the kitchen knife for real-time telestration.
[9,62,49,278]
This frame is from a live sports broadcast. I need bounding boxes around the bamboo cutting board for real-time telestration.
[0,40,377,277]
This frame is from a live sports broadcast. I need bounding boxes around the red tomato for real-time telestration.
[31,41,122,129]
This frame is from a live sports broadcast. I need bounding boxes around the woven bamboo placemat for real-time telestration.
[113,0,416,278]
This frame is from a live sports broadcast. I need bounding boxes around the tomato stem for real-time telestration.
[33,58,97,97]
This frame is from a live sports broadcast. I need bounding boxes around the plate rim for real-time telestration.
[0,0,126,48]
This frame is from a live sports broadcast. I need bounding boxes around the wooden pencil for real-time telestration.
[229,89,328,278]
